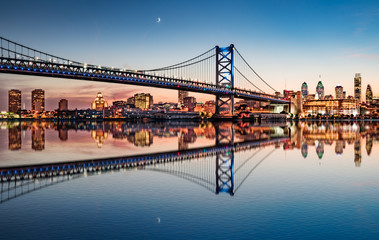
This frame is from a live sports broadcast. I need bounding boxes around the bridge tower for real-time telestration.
[215,45,234,116]
[215,123,235,196]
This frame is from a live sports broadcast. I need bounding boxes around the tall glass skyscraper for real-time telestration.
[316,81,324,100]
[301,82,308,99]
[354,73,361,102]
[8,89,21,113]
[366,84,373,105]
[335,85,343,99]
[32,89,45,112]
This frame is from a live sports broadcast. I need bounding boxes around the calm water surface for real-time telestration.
[0,120,379,239]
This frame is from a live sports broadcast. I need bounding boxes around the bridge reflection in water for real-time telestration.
[0,121,289,203]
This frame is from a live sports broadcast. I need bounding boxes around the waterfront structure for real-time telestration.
[204,100,216,114]
[8,89,21,113]
[178,90,189,104]
[134,93,153,109]
[301,82,308,99]
[59,99,68,111]
[316,81,324,100]
[91,92,108,110]
[303,98,359,116]
[354,73,361,102]
[335,85,343,99]
[32,89,45,113]
[366,84,373,105]
[183,96,196,112]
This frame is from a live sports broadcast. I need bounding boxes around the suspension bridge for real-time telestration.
[0,124,289,203]
[0,37,289,116]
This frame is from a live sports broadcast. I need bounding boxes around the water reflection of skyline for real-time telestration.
[5,121,283,151]
[4,121,379,168]
[288,121,379,167]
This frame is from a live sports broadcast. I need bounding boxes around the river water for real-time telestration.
[0,120,378,239]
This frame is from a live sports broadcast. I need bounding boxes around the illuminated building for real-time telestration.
[354,73,361,102]
[178,90,189,104]
[343,91,346,99]
[335,85,343,99]
[113,100,134,109]
[91,92,108,110]
[134,93,153,109]
[316,81,324,100]
[8,126,21,150]
[366,84,373,104]
[59,99,68,111]
[301,82,308,99]
[8,89,21,113]
[127,96,135,105]
[324,95,333,100]
[303,98,359,116]
[183,96,196,112]
[283,90,295,100]
[32,89,45,113]
[204,100,216,114]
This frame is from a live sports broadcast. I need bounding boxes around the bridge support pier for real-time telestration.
[215,45,234,116]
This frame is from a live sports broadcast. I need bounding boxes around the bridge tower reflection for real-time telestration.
[215,122,235,195]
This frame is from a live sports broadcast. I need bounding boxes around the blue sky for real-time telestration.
[1,0,379,110]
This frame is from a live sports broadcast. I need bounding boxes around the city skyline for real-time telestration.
[1,0,379,110]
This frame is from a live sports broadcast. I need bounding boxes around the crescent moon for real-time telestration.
[157,18,161,23]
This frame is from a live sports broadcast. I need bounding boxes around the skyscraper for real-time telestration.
[134,93,153,109]
[178,90,189,104]
[32,89,45,112]
[335,85,343,99]
[366,84,373,105]
[354,73,361,102]
[8,89,21,113]
[91,92,108,110]
[316,81,324,100]
[59,99,68,111]
[301,82,308,99]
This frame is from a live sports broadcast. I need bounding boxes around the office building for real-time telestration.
[134,93,153,109]
[316,81,324,100]
[335,85,343,99]
[59,99,68,111]
[178,90,189,104]
[32,89,45,112]
[301,82,308,99]
[183,96,196,112]
[366,84,373,105]
[8,89,21,113]
[354,73,361,102]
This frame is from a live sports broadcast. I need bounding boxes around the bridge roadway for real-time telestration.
[0,57,288,104]
[0,136,288,182]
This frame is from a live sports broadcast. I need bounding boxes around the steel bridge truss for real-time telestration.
[0,37,289,105]
[216,45,235,115]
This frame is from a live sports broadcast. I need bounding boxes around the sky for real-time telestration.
[1,0,379,111]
